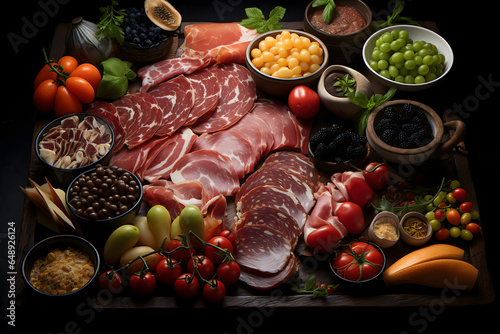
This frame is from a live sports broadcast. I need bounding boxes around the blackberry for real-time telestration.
[393,131,413,149]
[347,144,367,160]
[314,142,329,160]
[310,125,342,149]
[401,123,418,134]
[379,129,397,145]
[375,118,393,135]
[382,106,398,119]
[332,132,350,150]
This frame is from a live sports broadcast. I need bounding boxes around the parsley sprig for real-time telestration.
[240,6,286,34]
[96,0,127,44]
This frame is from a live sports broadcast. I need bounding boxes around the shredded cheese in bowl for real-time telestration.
[374,221,398,240]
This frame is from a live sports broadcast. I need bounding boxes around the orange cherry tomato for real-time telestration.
[446,208,461,226]
[33,63,58,90]
[466,223,481,234]
[57,56,79,74]
[66,77,95,104]
[70,63,102,92]
[33,80,58,113]
[53,86,82,117]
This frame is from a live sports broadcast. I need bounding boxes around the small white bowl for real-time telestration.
[399,212,432,246]
[368,211,400,248]
[362,25,453,92]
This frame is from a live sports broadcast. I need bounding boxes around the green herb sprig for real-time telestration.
[240,6,286,33]
[312,0,336,24]
[333,73,356,95]
[96,0,127,44]
[374,0,419,29]
[347,86,397,135]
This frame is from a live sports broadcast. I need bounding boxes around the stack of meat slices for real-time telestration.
[233,151,320,290]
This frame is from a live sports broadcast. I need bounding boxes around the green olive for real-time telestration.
[103,224,140,265]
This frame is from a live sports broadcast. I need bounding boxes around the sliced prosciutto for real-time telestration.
[85,101,126,153]
[138,49,212,92]
[191,131,256,179]
[149,75,195,137]
[226,112,274,159]
[191,63,256,134]
[112,92,162,149]
[170,149,240,198]
[184,67,221,126]
[180,23,259,65]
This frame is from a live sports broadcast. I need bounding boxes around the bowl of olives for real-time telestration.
[66,165,143,238]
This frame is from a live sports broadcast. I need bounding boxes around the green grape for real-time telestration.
[425,211,435,221]
[412,41,423,52]
[418,65,429,76]
[450,180,461,189]
[381,32,393,43]
[369,60,379,71]
[379,69,391,79]
[379,52,390,60]
[380,42,391,53]
[399,30,409,41]
[470,209,480,220]
[432,55,442,66]
[390,52,404,63]
[438,54,446,63]
[375,37,383,48]
[399,67,409,76]
[449,227,461,238]
[378,59,389,70]
[403,50,415,60]
[404,75,415,84]
[394,75,405,83]
[418,48,431,57]
[423,55,434,66]
[414,75,426,84]
[372,49,381,61]
[430,219,441,231]
[390,29,399,39]
[461,229,473,241]
[404,59,416,70]
[414,55,423,66]
[390,40,402,51]
[425,72,437,82]
[388,65,399,77]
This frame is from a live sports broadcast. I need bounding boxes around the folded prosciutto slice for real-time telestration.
[180,23,259,64]
[170,149,240,198]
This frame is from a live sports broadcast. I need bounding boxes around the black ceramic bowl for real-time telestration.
[22,235,100,298]
[66,166,143,241]
[35,113,115,189]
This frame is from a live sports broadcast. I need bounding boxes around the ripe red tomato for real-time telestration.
[335,202,365,235]
[459,201,473,213]
[452,188,467,202]
[186,255,215,280]
[363,162,389,190]
[168,237,196,262]
[174,273,199,299]
[219,229,235,248]
[306,224,344,253]
[70,63,102,92]
[215,260,241,286]
[203,279,226,303]
[129,272,156,296]
[346,176,374,208]
[33,80,58,113]
[288,85,320,119]
[435,228,450,241]
[466,222,481,234]
[155,258,182,286]
[98,270,123,293]
[205,236,233,264]
[331,242,384,281]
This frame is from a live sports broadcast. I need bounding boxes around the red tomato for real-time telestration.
[53,85,82,117]
[331,242,384,281]
[174,273,199,299]
[466,223,481,234]
[203,279,226,303]
[33,79,58,113]
[186,255,215,280]
[129,272,156,296]
[219,229,235,248]
[459,201,473,213]
[446,208,461,225]
[452,188,467,202]
[71,63,102,92]
[306,225,344,253]
[168,237,195,262]
[215,261,241,286]
[155,258,182,286]
[435,228,450,241]
[434,209,445,220]
[363,162,389,190]
[288,85,320,119]
[66,76,95,104]
[335,202,365,235]
[98,270,123,293]
[205,236,233,264]
[346,176,374,208]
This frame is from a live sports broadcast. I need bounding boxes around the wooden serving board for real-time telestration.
[15,22,494,308]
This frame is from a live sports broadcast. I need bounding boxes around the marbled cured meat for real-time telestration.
[190,63,256,134]
[238,254,298,290]
[170,149,240,198]
[225,112,274,159]
[180,23,259,65]
[184,67,221,126]
[149,74,195,137]
[85,101,126,153]
[112,92,162,149]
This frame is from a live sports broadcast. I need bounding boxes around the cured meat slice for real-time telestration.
[262,151,320,190]
[226,112,274,159]
[138,49,212,92]
[112,92,162,149]
[236,167,315,213]
[236,185,307,231]
[191,131,256,179]
[86,101,126,152]
[180,23,259,64]
[190,63,256,134]
[250,99,300,152]
[141,127,198,182]
[239,254,298,290]
[184,68,221,126]
[234,224,293,275]
[235,207,300,247]
[170,149,240,198]
[149,75,195,137]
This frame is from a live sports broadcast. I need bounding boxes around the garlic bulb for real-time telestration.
[68,17,112,66]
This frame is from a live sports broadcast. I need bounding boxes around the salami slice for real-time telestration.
[262,151,320,190]
[149,75,195,137]
[239,254,298,290]
[112,92,162,149]
[190,63,256,134]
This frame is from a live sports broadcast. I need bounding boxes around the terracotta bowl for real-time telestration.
[245,29,329,97]
[304,0,374,64]
[317,64,373,119]
[366,100,466,165]
[399,212,432,246]
[363,25,454,92]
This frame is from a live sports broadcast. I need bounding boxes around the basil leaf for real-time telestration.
[322,2,334,24]
[240,17,265,29]
[312,0,330,7]
[245,7,264,19]
[96,57,136,100]
[241,6,287,33]
[269,6,286,21]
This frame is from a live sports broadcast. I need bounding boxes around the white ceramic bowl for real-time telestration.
[363,25,453,92]
[368,211,400,248]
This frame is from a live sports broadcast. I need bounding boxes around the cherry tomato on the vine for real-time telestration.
[446,208,461,226]
[452,188,467,202]
[203,279,226,303]
[205,236,233,264]
[98,270,123,293]
[155,258,182,286]
[435,228,450,241]
[33,80,58,113]
[363,162,389,190]
[186,255,215,281]
[66,76,95,104]
[129,272,156,296]
[215,260,240,286]
[219,229,236,248]
[174,273,199,299]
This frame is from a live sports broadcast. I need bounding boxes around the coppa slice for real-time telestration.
[191,63,256,134]
[239,254,298,290]
[149,74,195,137]
[184,67,221,126]
[112,92,162,149]
[234,224,293,275]
[262,151,320,190]
[170,149,240,198]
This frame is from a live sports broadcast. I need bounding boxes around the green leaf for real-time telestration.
[346,91,369,108]
[245,7,264,19]
[240,6,287,33]
[269,6,286,21]
[240,17,265,29]
[312,0,330,7]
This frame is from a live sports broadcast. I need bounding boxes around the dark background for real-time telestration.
[2,0,498,333]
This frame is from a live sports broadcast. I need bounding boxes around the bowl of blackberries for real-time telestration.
[66,165,143,239]
[366,100,466,165]
[117,7,177,63]
[308,123,370,173]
